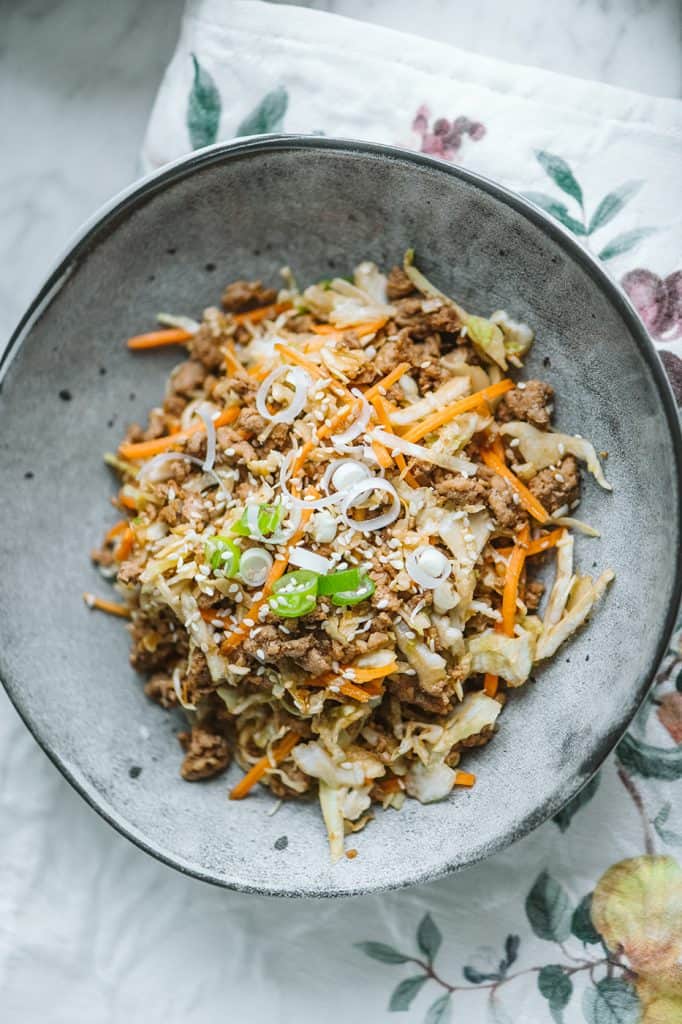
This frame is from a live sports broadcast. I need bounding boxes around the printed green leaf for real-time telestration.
[417,913,442,964]
[588,181,642,234]
[538,964,573,1021]
[582,978,640,1024]
[463,965,500,984]
[552,772,601,831]
[354,942,411,964]
[504,934,520,969]
[525,871,572,941]
[616,731,682,780]
[535,151,584,207]
[653,801,682,846]
[187,55,221,150]
[236,86,288,137]
[523,192,587,235]
[388,974,428,1011]
[425,992,452,1024]
[598,227,657,261]
[571,893,601,944]
[676,667,682,692]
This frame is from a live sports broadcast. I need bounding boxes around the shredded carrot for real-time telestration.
[483,673,499,698]
[497,528,565,560]
[232,300,292,326]
[118,406,239,460]
[364,362,411,402]
[83,593,131,618]
[223,341,244,376]
[114,526,134,562]
[489,434,506,461]
[338,681,373,703]
[220,511,313,653]
[454,771,476,787]
[344,661,399,684]
[345,848,358,860]
[371,439,393,469]
[374,776,402,795]
[370,394,418,486]
[126,327,193,350]
[229,731,299,800]
[105,520,128,543]
[247,359,274,380]
[310,317,389,338]
[402,379,514,444]
[118,492,139,511]
[501,523,530,636]
[274,342,327,379]
[479,447,549,524]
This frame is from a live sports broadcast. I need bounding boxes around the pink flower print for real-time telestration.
[621,269,682,341]
[411,105,486,162]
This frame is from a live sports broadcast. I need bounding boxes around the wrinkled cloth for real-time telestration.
[3,3,681,1023]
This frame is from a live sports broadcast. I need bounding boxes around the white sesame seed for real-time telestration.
[517,381,527,390]
[256,648,265,660]
[509,438,520,448]
[554,473,565,483]
[226,447,235,457]
[376,598,389,609]
[558,442,566,455]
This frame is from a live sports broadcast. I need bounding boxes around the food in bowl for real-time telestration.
[86,252,613,861]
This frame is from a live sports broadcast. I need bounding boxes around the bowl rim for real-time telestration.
[1,133,681,898]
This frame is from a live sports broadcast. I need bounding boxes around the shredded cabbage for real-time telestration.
[433,691,502,755]
[499,421,611,490]
[490,310,534,360]
[406,761,457,803]
[536,570,614,660]
[467,628,536,687]
[543,531,575,628]
[395,621,447,693]
[390,376,470,426]
[465,315,508,370]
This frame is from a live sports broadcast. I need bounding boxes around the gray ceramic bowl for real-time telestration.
[1,137,680,897]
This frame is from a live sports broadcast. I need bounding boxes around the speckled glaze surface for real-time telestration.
[0,137,680,898]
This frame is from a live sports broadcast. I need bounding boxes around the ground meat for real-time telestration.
[386,266,417,301]
[487,474,528,531]
[287,313,317,333]
[528,455,580,514]
[169,359,207,397]
[117,556,145,585]
[123,422,144,445]
[178,725,231,780]
[130,613,187,673]
[387,675,453,715]
[524,579,545,611]
[163,394,186,418]
[374,330,441,380]
[451,724,495,752]
[144,673,178,708]
[244,626,335,675]
[189,323,224,371]
[221,280,277,313]
[436,473,489,507]
[418,358,454,391]
[91,543,116,569]
[159,498,182,526]
[180,492,211,528]
[184,649,216,704]
[391,298,461,341]
[496,380,554,430]
[369,570,402,613]
[228,375,259,402]
[238,407,269,436]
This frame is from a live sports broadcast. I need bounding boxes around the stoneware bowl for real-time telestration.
[1,136,680,898]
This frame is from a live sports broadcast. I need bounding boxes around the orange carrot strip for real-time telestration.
[403,379,514,443]
[454,771,476,787]
[374,776,402,795]
[501,524,531,636]
[310,317,388,338]
[83,593,131,618]
[525,528,565,557]
[483,673,499,698]
[338,682,373,703]
[224,341,244,376]
[232,300,292,325]
[114,526,134,562]
[364,362,411,402]
[118,493,139,511]
[343,661,399,684]
[105,520,128,543]
[229,731,299,800]
[119,406,239,460]
[274,342,326,379]
[370,394,418,486]
[126,327,193,350]
[371,439,393,469]
[480,447,549,524]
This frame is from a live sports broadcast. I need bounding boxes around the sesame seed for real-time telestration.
[226,448,235,457]
[376,598,389,609]
[554,473,565,483]
[509,438,520,448]
[256,648,265,660]
[517,381,526,390]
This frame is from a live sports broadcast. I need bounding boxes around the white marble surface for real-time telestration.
[0,0,680,346]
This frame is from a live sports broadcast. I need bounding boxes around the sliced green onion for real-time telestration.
[268,569,319,618]
[331,573,375,607]
[205,536,241,577]
[317,567,362,596]
[231,502,285,538]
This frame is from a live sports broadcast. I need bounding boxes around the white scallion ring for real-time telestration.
[406,545,452,590]
[256,365,311,425]
[340,477,400,532]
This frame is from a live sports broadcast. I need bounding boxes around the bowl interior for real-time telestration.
[0,138,679,896]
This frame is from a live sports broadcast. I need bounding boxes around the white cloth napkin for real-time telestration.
[3,4,681,1023]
